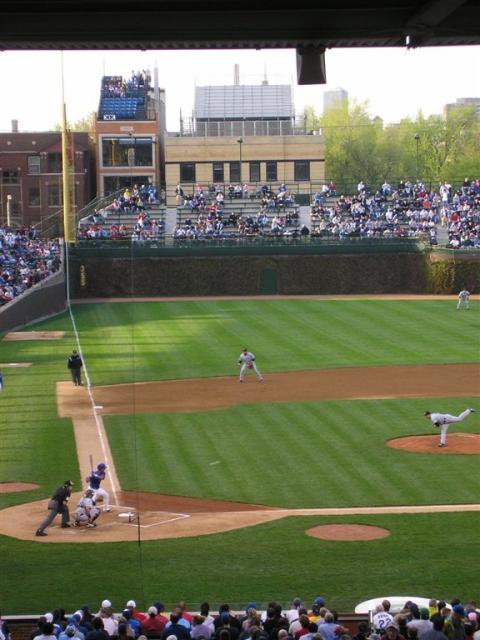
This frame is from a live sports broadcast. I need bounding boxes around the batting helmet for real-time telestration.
[97,463,107,469]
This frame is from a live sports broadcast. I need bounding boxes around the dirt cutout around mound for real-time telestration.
[388,433,480,454]
[1,362,479,543]
[306,524,390,541]
[0,483,39,493]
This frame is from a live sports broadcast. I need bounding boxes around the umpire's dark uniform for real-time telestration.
[68,350,83,386]
[35,480,73,536]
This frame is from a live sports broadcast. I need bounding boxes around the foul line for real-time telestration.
[65,243,119,505]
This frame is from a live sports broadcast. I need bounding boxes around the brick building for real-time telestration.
[94,71,166,196]
[0,126,93,229]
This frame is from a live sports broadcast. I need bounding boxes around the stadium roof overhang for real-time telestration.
[1,0,478,83]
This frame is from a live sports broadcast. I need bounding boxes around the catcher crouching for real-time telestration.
[73,489,101,528]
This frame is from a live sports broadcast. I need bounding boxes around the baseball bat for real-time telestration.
[89,454,93,476]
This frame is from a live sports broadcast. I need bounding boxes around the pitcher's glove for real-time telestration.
[434,422,440,427]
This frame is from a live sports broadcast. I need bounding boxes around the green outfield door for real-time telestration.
[259,268,278,294]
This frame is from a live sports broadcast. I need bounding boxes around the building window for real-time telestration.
[249,162,260,183]
[47,153,62,173]
[28,156,41,175]
[102,137,153,167]
[103,175,151,196]
[2,170,19,184]
[47,184,61,206]
[229,161,240,183]
[212,162,224,183]
[180,162,196,183]
[294,160,310,181]
[28,187,41,206]
[266,161,277,181]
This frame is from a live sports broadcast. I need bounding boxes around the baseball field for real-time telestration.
[0,296,479,614]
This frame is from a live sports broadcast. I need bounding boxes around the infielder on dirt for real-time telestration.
[424,408,475,447]
[86,463,111,511]
[237,348,263,383]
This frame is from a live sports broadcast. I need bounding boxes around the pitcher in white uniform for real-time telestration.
[237,348,263,383]
[424,408,475,447]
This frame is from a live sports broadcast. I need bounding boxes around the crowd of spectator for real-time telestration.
[440,178,480,249]
[102,71,151,98]
[174,184,299,241]
[2,595,479,640]
[0,226,61,306]
[310,177,480,246]
[78,185,165,242]
[78,212,164,243]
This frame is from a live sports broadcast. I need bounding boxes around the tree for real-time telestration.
[304,100,480,193]
[51,111,97,136]
[319,99,387,192]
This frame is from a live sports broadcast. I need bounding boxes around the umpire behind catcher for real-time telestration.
[35,480,74,536]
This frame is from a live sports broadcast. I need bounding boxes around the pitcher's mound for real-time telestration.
[0,483,39,493]
[306,524,390,541]
[388,433,480,454]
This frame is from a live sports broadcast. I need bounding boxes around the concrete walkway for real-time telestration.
[164,207,178,236]
[298,205,310,228]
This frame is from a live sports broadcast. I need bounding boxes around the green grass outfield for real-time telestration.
[0,298,479,613]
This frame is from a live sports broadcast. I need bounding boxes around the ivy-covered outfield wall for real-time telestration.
[69,251,480,298]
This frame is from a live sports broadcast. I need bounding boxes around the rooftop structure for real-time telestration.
[194,84,294,121]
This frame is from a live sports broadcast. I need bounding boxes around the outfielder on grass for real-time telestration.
[238,347,263,383]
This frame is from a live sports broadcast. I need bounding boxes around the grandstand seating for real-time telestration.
[175,197,301,240]
[97,72,150,121]
[309,193,434,242]
[77,205,166,242]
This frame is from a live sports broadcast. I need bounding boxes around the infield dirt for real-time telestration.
[0,362,479,543]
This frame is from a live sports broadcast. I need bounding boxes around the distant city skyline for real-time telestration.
[0,46,479,132]
[323,87,349,112]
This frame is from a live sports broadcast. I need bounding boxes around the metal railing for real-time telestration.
[73,234,430,255]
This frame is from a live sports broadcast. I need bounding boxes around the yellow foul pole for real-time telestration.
[61,52,74,242]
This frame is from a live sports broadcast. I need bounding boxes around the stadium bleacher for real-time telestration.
[98,71,150,121]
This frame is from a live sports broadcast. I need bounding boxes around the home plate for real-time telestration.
[118,512,136,522]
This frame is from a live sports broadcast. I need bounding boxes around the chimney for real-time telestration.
[262,64,268,85]
[234,64,240,86]
[11,119,19,133]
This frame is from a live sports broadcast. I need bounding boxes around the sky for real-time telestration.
[0,45,479,133]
